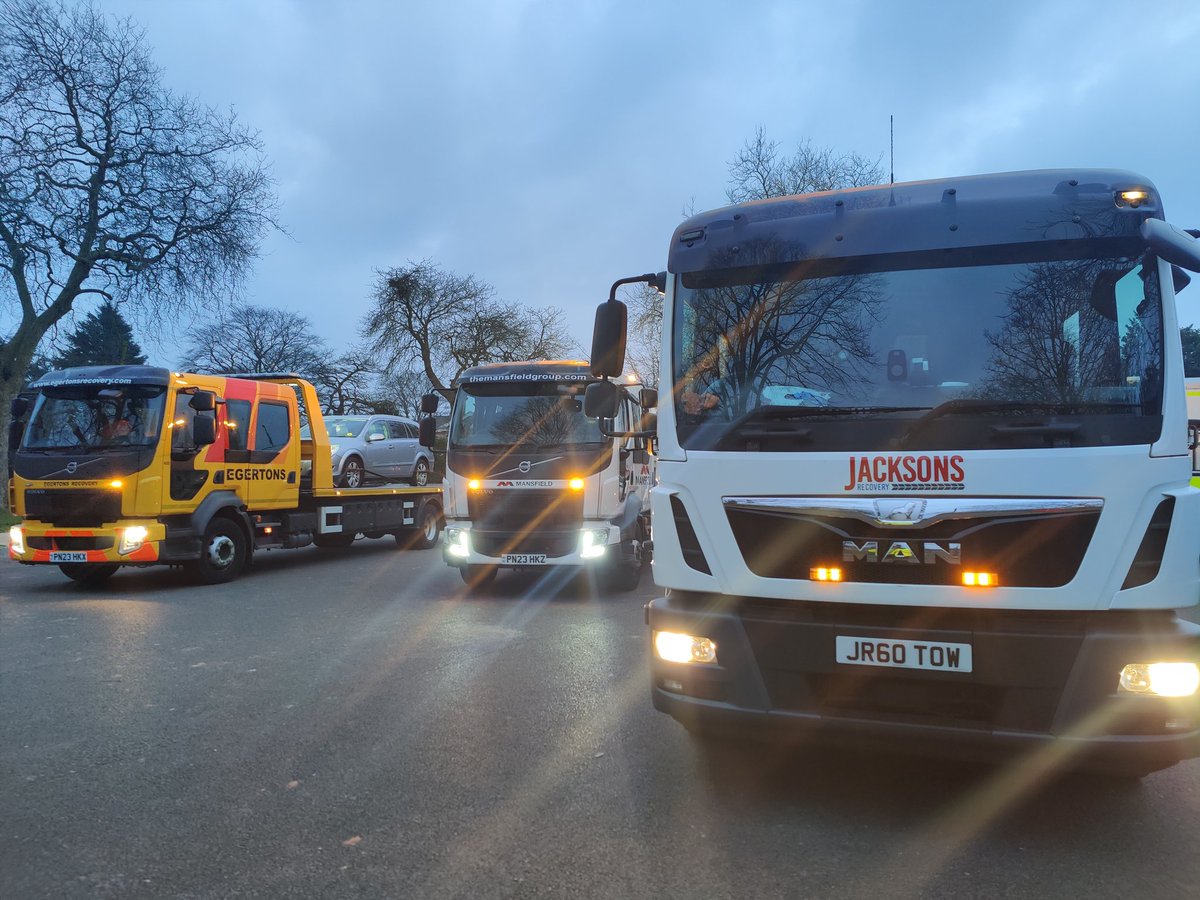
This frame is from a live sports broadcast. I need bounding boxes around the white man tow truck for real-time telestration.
[586,171,1200,776]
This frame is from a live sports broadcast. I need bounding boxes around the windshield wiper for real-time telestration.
[897,399,1138,447]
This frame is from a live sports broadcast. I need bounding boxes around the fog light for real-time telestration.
[810,566,842,582]
[445,528,469,558]
[119,525,149,555]
[1119,662,1200,697]
[580,527,609,559]
[654,630,717,665]
[9,525,25,556]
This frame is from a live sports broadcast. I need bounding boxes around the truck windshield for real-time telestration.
[673,241,1164,451]
[449,383,608,449]
[23,384,167,450]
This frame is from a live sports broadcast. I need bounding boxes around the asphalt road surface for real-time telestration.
[3,541,1200,900]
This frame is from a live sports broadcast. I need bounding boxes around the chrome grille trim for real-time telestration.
[721,496,1104,529]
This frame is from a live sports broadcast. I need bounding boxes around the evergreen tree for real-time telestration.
[50,302,147,369]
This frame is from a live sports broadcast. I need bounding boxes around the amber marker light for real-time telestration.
[467,478,482,491]
[109,479,123,489]
[568,477,585,491]
[810,566,842,582]
[962,571,999,587]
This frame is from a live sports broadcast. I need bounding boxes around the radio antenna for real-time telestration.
[890,114,894,184]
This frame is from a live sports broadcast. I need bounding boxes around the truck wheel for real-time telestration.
[337,456,364,489]
[459,565,497,590]
[410,458,430,487]
[314,532,356,549]
[403,503,442,550]
[59,563,120,586]
[190,517,248,584]
[605,525,645,592]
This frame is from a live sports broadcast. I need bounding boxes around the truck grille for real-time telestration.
[23,489,123,527]
[726,506,1099,588]
[467,489,583,532]
[27,536,115,551]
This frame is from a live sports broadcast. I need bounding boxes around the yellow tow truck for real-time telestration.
[7,366,442,585]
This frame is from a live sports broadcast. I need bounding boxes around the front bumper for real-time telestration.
[441,522,620,568]
[649,592,1200,772]
[9,519,164,565]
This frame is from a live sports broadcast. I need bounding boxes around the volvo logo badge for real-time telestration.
[518,460,531,473]
[65,461,78,474]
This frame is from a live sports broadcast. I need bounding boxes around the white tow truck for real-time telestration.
[586,170,1200,776]
[421,360,655,591]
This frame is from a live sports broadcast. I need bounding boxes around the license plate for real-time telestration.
[49,551,89,563]
[835,636,973,673]
[502,553,547,565]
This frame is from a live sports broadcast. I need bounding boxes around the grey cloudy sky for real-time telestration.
[60,0,1200,357]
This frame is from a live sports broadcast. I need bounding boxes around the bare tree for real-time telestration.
[0,0,277,506]
[625,282,662,388]
[363,260,573,391]
[726,126,883,203]
[180,303,327,378]
[312,346,380,415]
[375,366,434,419]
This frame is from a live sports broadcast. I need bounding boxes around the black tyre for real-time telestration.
[59,563,120,586]
[190,517,248,584]
[337,456,365,489]
[403,503,442,550]
[314,532,356,549]
[410,457,431,487]
[459,565,497,590]
[605,524,645,592]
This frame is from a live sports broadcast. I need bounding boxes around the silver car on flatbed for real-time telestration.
[301,415,433,488]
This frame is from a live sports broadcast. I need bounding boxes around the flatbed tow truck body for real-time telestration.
[8,367,442,584]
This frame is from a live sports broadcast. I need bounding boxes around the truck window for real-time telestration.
[255,401,291,454]
[225,399,252,452]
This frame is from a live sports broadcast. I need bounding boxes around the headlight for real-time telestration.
[580,527,610,559]
[118,525,149,555]
[654,630,718,665]
[445,527,469,558]
[9,525,25,556]
[1119,662,1200,697]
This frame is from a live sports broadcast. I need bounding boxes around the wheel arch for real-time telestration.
[190,491,253,547]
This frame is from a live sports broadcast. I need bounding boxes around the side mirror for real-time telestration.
[418,417,436,448]
[1142,219,1200,272]
[584,380,621,419]
[366,431,384,443]
[189,390,216,412]
[640,411,657,435]
[420,393,440,415]
[192,415,216,446]
[590,301,627,379]
[639,387,658,410]
[10,397,30,418]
